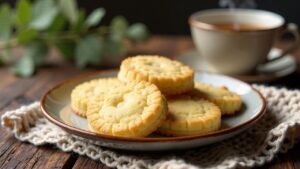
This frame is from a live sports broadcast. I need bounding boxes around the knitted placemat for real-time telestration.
[1,85,300,169]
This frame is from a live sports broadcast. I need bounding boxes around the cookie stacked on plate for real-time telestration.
[71,56,242,137]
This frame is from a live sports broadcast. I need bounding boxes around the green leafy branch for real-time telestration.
[0,0,150,77]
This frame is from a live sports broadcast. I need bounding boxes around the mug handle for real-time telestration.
[268,23,300,62]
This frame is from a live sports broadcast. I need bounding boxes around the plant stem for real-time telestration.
[0,28,110,50]
[0,39,18,50]
[40,32,80,41]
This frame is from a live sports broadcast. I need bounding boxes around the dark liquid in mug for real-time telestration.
[212,23,266,31]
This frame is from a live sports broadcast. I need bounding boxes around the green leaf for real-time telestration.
[75,35,103,68]
[16,0,31,26]
[26,41,48,66]
[85,8,105,27]
[11,41,48,77]
[110,16,128,41]
[58,0,78,24]
[104,38,127,56]
[47,14,66,32]
[71,9,86,31]
[0,4,12,40]
[30,0,58,30]
[55,41,75,60]
[127,23,150,42]
[11,54,34,77]
[17,28,37,44]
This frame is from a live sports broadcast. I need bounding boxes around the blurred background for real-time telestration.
[0,0,299,78]
[1,0,298,35]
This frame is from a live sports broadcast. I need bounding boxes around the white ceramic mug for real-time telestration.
[189,9,299,75]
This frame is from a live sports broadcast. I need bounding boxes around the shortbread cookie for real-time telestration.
[158,95,221,136]
[71,78,120,117]
[118,56,194,95]
[87,80,167,137]
[192,82,242,115]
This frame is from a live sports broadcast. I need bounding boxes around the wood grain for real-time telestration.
[0,36,299,169]
[72,156,110,169]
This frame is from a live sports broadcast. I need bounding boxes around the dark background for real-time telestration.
[81,0,298,35]
[2,0,299,35]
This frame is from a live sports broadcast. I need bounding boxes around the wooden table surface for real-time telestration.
[0,36,300,169]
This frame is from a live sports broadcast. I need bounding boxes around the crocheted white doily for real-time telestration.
[1,85,300,169]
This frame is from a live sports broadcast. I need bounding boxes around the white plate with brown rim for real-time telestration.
[41,70,266,151]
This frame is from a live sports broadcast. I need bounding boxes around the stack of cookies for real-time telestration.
[71,56,242,138]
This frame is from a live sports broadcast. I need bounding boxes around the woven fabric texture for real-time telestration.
[1,85,300,169]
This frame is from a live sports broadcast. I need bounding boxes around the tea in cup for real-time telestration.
[189,9,299,75]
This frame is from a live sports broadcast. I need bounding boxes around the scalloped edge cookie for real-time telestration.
[87,80,167,137]
[70,78,120,117]
[118,55,194,95]
[192,82,242,115]
[158,95,221,136]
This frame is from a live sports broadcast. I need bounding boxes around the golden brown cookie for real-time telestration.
[87,80,167,137]
[118,56,194,95]
[158,95,221,136]
[192,82,242,115]
[70,78,120,117]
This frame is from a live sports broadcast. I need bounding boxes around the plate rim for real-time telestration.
[40,69,267,143]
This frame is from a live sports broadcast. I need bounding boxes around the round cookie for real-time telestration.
[158,95,221,136]
[87,80,167,137]
[71,78,120,117]
[118,56,194,95]
[192,82,242,115]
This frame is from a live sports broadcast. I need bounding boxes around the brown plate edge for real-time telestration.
[40,69,267,143]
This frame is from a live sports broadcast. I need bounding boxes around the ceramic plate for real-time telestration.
[177,48,297,83]
[41,70,266,151]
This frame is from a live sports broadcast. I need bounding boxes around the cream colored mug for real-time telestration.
[189,9,299,75]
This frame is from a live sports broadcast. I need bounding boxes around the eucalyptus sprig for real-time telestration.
[0,0,150,77]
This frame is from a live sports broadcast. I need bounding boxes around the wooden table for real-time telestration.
[0,36,299,169]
